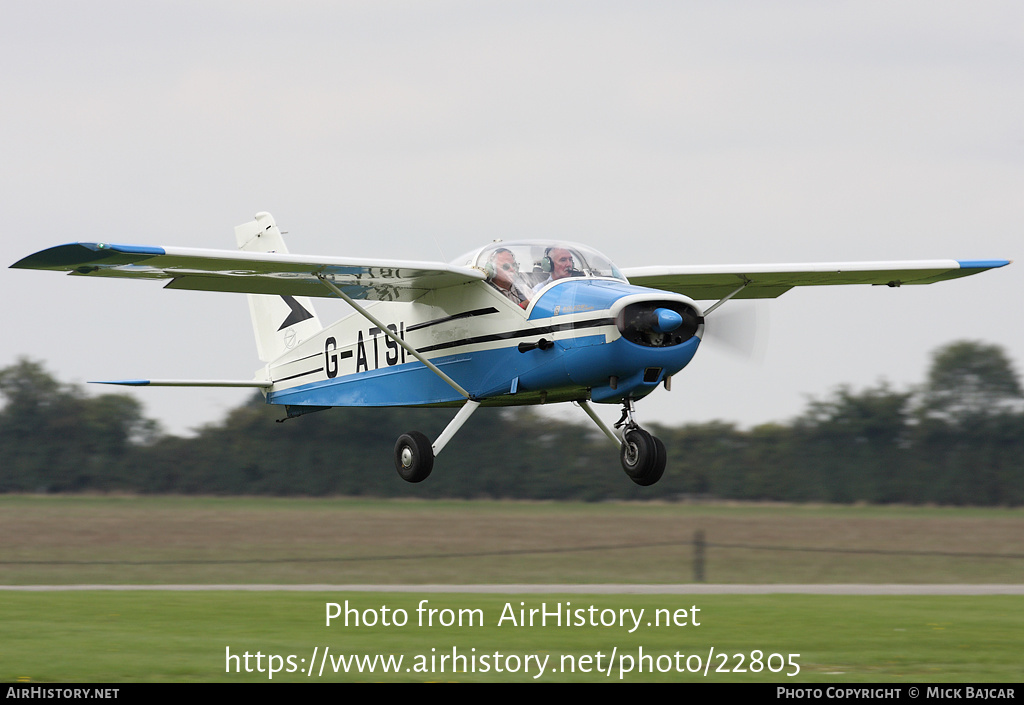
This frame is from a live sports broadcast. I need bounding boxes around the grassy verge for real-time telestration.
[2,591,1020,682]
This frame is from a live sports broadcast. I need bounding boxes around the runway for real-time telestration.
[4,584,1024,594]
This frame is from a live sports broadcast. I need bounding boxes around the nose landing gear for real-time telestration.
[614,399,667,486]
[578,398,668,486]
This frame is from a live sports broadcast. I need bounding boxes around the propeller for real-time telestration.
[699,299,769,363]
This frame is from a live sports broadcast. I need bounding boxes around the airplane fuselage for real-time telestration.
[264,277,703,410]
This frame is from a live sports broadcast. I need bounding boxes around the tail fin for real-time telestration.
[235,212,323,362]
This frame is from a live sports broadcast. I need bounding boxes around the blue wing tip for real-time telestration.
[12,243,166,270]
[90,380,151,386]
[958,259,1011,270]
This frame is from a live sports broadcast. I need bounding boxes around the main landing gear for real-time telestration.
[395,431,434,483]
[394,399,481,483]
[579,398,667,486]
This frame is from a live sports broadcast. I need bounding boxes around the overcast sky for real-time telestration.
[2,1,1020,438]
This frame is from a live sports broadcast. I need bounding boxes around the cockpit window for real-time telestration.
[481,246,532,309]
[463,241,627,299]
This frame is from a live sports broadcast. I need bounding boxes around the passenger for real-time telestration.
[532,246,576,293]
[487,248,531,309]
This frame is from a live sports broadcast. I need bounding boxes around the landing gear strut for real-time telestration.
[614,399,666,486]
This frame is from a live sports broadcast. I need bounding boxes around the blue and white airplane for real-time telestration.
[11,212,1010,485]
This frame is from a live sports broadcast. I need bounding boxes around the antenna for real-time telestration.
[431,233,448,262]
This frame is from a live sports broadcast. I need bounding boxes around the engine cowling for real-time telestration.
[616,301,702,348]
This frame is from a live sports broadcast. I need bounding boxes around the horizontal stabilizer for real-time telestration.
[91,379,273,388]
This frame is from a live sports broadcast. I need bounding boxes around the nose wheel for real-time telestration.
[619,428,666,486]
[614,399,667,486]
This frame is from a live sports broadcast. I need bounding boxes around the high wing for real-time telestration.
[10,242,485,302]
[621,259,1011,300]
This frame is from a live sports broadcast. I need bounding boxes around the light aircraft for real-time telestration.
[11,212,1009,485]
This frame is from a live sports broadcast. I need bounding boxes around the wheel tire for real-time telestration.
[620,428,656,479]
[631,435,666,486]
[394,431,434,483]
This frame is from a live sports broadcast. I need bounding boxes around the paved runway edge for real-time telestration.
[3,584,1023,594]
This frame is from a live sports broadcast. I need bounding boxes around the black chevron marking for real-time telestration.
[278,295,315,331]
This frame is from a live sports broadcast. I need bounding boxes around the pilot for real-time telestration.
[487,248,531,309]
[532,246,576,293]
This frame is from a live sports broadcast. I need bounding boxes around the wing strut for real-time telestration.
[702,280,751,316]
[315,274,473,400]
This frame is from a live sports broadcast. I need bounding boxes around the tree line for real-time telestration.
[1,340,1021,504]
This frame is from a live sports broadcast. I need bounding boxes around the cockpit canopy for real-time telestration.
[456,240,627,290]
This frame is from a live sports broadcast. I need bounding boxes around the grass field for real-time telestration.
[2,495,1022,682]
[2,495,1023,585]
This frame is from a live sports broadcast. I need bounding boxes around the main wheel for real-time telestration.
[394,431,434,483]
